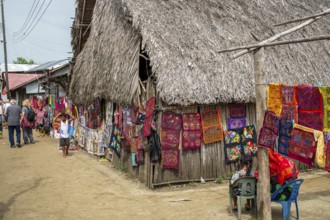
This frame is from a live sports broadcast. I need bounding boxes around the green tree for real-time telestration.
[13,57,36,64]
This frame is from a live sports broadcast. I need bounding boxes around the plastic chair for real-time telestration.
[229,176,257,219]
[271,179,304,220]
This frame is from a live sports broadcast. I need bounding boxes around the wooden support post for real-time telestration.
[254,48,271,220]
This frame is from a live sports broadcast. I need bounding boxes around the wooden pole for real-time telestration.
[254,48,271,220]
[1,0,10,99]
[232,13,327,59]
[274,8,330,27]
[218,35,330,53]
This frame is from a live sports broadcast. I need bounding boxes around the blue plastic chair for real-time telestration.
[271,179,304,220]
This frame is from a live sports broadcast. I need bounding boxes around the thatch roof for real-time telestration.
[70,0,330,106]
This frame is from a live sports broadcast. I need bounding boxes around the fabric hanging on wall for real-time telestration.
[325,141,330,172]
[131,153,137,167]
[288,124,317,167]
[229,103,246,118]
[263,111,279,135]
[278,119,293,156]
[267,84,282,116]
[143,96,156,137]
[109,124,122,158]
[136,150,144,165]
[162,149,180,169]
[298,111,323,131]
[118,106,123,131]
[314,130,325,168]
[201,110,223,144]
[319,87,330,132]
[182,113,202,150]
[241,125,258,158]
[224,129,242,163]
[228,118,246,130]
[161,112,182,150]
[258,127,277,149]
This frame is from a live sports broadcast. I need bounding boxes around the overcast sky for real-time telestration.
[0,0,75,64]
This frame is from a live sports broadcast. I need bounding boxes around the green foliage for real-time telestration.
[13,57,36,64]
[215,175,227,184]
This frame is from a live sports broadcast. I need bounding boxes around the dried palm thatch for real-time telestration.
[70,0,330,106]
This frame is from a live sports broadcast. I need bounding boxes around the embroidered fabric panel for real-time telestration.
[201,110,223,144]
[143,97,155,137]
[161,112,182,151]
[136,149,144,165]
[258,127,277,149]
[109,125,122,158]
[267,84,282,116]
[242,140,258,158]
[288,125,317,167]
[278,118,294,156]
[225,144,242,163]
[319,87,330,132]
[281,85,296,105]
[278,136,291,156]
[298,111,323,131]
[325,141,330,172]
[281,104,298,122]
[229,104,246,118]
[228,118,246,130]
[162,149,180,169]
[296,85,323,111]
[182,113,202,150]
[263,111,279,135]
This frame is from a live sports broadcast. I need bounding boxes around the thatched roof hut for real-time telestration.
[70,0,330,106]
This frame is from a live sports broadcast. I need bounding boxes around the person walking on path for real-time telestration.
[54,113,74,157]
[5,99,22,148]
[3,100,11,129]
[21,99,35,145]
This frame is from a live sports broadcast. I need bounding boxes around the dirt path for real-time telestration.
[0,132,329,220]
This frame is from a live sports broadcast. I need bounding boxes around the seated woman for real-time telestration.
[230,160,254,211]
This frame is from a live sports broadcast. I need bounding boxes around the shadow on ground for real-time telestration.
[0,178,44,220]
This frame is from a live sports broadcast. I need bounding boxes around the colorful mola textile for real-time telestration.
[314,130,325,168]
[143,96,155,137]
[162,149,180,169]
[281,104,298,122]
[182,113,202,150]
[161,112,182,150]
[263,111,279,135]
[278,119,293,156]
[201,110,223,144]
[319,87,330,132]
[296,85,323,111]
[241,125,258,157]
[288,124,317,167]
[298,111,323,131]
[109,125,122,158]
[258,127,277,149]
[325,141,330,172]
[224,129,242,163]
[281,85,296,105]
[267,84,282,116]
[229,104,246,118]
[228,118,246,130]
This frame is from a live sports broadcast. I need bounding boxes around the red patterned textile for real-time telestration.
[288,124,317,167]
[258,127,277,149]
[296,85,323,111]
[161,112,182,151]
[229,104,246,118]
[281,85,296,105]
[298,111,323,131]
[182,113,202,150]
[143,97,155,137]
[281,104,298,122]
[263,111,279,135]
[162,149,180,169]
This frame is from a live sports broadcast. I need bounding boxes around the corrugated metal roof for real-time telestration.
[27,59,70,72]
[3,73,44,91]
[0,64,39,72]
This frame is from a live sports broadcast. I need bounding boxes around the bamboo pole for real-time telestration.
[218,35,330,53]
[274,8,330,27]
[254,48,271,219]
[232,12,327,59]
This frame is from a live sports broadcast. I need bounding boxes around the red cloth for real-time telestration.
[182,113,202,150]
[143,97,155,137]
[269,149,298,184]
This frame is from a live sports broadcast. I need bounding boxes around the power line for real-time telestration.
[14,0,39,36]
[14,0,46,41]
[14,0,52,43]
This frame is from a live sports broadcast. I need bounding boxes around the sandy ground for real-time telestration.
[0,131,329,220]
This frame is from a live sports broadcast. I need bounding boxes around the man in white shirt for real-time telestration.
[3,100,11,129]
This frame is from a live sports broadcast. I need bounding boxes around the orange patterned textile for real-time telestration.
[201,110,223,144]
[267,84,282,116]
